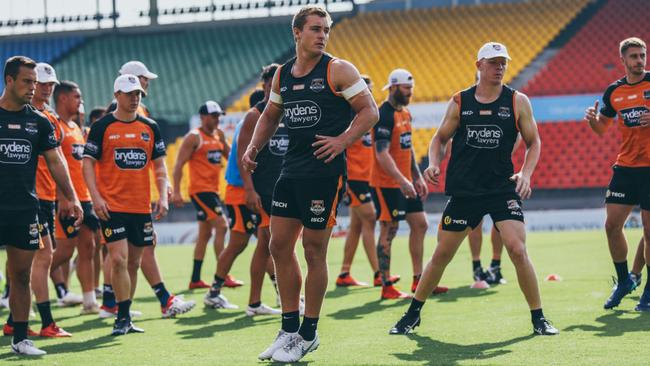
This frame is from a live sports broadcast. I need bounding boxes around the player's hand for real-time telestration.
[313,135,346,163]
[153,197,169,220]
[423,165,441,185]
[166,183,173,201]
[639,110,650,127]
[584,100,599,124]
[414,176,429,200]
[171,191,184,208]
[242,146,259,172]
[510,172,532,200]
[399,177,417,199]
[71,200,84,227]
[92,195,111,221]
[245,188,262,213]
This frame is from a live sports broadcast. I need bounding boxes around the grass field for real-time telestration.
[0,229,648,365]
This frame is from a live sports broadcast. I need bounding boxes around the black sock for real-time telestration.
[117,299,132,321]
[472,260,481,271]
[36,301,54,328]
[249,301,261,308]
[191,260,203,283]
[269,274,276,282]
[298,316,319,341]
[614,261,629,284]
[531,308,544,323]
[374,271,380,279]
[102,284,116,308]
[407,298,425,316]
[644,266,650,293]
[281,310,300,333]
[55,283,68,299]
[490,259,501,268]
[13,321,28,343]
[338,272,349,279]
[7,312,14,326]
[210,275,225,297]
[152,282,171,307]
[413,274,422,282]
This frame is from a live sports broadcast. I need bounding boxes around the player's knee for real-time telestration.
[11,267,31,288]
[508,244,529,265]
[269,240,289,259]
[33,249,53,268]
[111,254,128,272]
[303,244,327,265]
[127,257,141,273]
[605,217,624,234]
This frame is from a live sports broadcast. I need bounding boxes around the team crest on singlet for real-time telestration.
[498,106,511,119]
[310,78,325,93]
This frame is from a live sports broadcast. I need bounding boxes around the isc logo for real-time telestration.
[114,148,147,170]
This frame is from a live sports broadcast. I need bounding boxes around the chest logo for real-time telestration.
[71,144,85,160]
[399,131,412,149]
[207,150,222,164]
[269,134,289,156]
[619,106,648,127]
[310,78,325,93]
[0,139,32,164]
[114,148,148,170]
[498,106,511,119]
[466,125,503,149]
[283,100,322,129]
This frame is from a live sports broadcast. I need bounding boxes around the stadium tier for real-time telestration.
[325,0,589,104]
[0,35,84,89]
[52,21,293,122]
[523,0,650,96]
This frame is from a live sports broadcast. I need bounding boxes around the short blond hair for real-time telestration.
[620,37,646,56]
[292,6,332,31]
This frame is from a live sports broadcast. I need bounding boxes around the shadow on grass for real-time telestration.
[428,286,498,304]
[326,285,374,299]
[391,333,534,365]
[564,310,650,337]
[175,308,276,339]
[0,334,118,361]
[328,298,410,320]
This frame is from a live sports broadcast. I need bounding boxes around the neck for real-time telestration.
[626,71,646,84]
[32,99,46,110]
[200,125,214,134]
[0,93,24,112]
[113,109,136,122]
[475,81,503,102]
[294,47,322,77]
[57,108,74,123]
[388,95,403,111]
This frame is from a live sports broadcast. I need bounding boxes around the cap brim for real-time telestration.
[382,83,391,91]
[144,72,158,79]
[116,86,145,94]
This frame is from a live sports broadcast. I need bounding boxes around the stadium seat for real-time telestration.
[523,0,650,96]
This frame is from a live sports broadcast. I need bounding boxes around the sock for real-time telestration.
[83,291,97,307]
[7,312,14,326]
[152,282,171,307]
[269,273,276,282]
[210,275,225,297]
[530,308,544,323]
[117,299,132,321]
[55,283,68,299]
[472,260,481,271]
[614,261,629,284]
[639,266,650,295]
[413,274,422,282]
[407,298,425,316]
[37,301,54,328]
[338,272,349,279]
[298,316,319,341]
[281,310,300,333]
[249,301,261,308]
[102,284,116,308]
[191,260,203,283]
[490,259,501,268]
[13,321,28,343]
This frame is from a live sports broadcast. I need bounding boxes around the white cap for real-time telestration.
[113,74,145,94]
[382,68,414,91]
[199,100,225,115]
[35,63,59,84]
[119,61,158,79]
[477,42,511,61]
